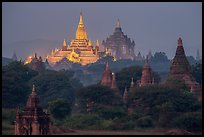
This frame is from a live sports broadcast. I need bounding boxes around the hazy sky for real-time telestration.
[2,2,202,59]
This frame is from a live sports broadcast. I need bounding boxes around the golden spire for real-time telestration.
[75,12,87,39]
[96,40,100,47]
[63,38,66,47]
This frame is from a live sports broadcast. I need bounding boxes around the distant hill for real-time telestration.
[2,57,13,66]
[2,39,61,60]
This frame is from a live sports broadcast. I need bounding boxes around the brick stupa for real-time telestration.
[14,85,52,135]
[167,37,202,100]
[138,57,154,87]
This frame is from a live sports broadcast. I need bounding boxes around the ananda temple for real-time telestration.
[46,12,100,66]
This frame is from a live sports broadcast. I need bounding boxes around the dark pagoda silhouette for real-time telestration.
[14,84,52,135]
[101,62,113,87]
[28,53,46,72]
[12,52,18,61]
[138,57,154,87]
[102,18,136,60]
[167,37,202,100]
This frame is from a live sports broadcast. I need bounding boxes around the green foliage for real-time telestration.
[130,85,201,130]
[132,86,201,115]
[151,52,169,62]
[2,61,38,108]
[65,114,102,129]
[165,79,189,91]
[172,112,202,132]
[48,98,71,119]
[136,116,154,128]
[2,108,16,122]
[75,84,124,113]
[115,65,142,93]
[30,69,83,108]
[191,63,202,84]
[95,106,127,120]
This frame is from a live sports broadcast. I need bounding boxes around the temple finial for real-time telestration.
[178,37,183,47]
[63,38,66,47]
[117,18,120,28]
[32,84,36,95]
[131,77,134,86]
[105,62,109,70]
[79,11,83,24]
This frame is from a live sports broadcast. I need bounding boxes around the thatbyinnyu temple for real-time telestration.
[102,18,136,60]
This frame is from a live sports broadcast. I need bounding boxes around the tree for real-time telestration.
[75,84,125,119]
[48,98,71,119]
[151,52,169,62]
[191,63,202,84]
[29,69,83,108]
[115,65,142,94]
[2,61,38,108]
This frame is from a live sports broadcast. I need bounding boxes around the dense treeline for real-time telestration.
[2,61,82,108]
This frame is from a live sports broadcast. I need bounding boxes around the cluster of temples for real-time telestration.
[100,37,202,108]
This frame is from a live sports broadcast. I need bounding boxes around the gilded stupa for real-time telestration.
[47,12,99,66]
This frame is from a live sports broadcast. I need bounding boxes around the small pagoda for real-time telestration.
[14,84,52,135]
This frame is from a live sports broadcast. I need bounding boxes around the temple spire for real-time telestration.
[130,77,134,87]
[178,37,183,47]
[63,39,66,47]
[111,73,118,90]
[76,12,87,39]
[117,18,120,28]
[105,61,110,71]
[32,84,37,96]
[129,77,135,95]
[79,11,83,25]
[123,87,128,104]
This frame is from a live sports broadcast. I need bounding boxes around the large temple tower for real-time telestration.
[167,37,202,100]
[47,12,99,66]
[102,18,136,60]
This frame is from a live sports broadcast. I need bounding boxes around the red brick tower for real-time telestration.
[111,72,118,90]
[167,37,202,100]
[101,62,112,87]
[14,84,52,135]
[139,57,153,87]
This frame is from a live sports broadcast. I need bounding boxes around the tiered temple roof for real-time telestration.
[167,37,202,100]
[102,18,136,60]
[47,12,99,66]
[14,85,52,135]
